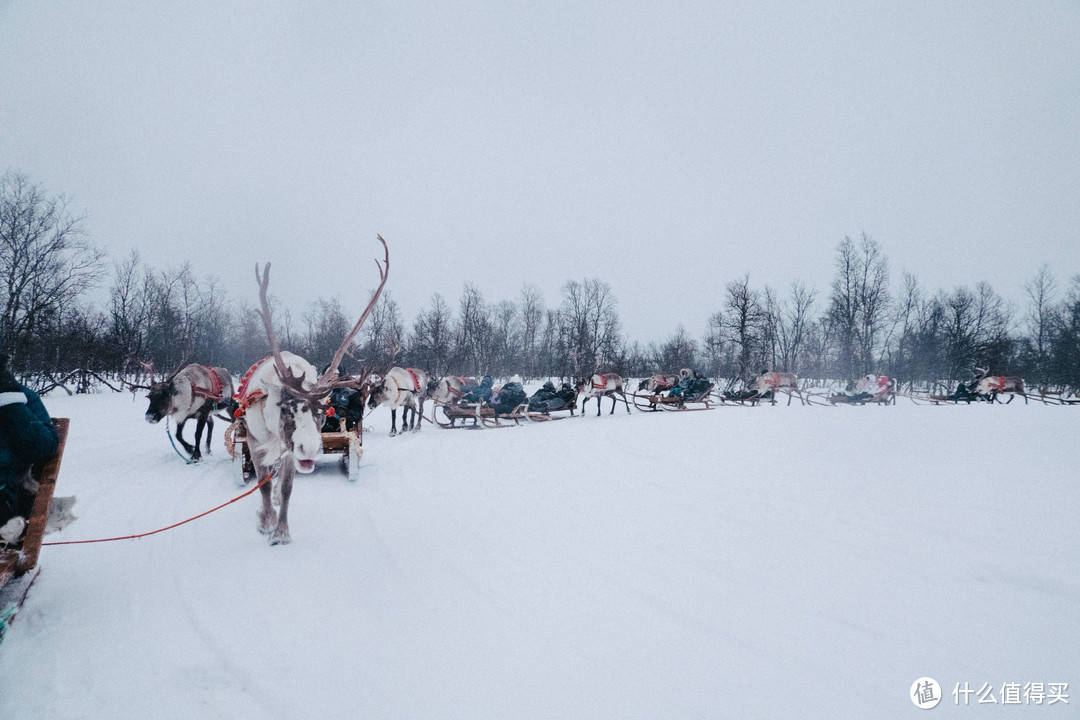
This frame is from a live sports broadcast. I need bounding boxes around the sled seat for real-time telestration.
[0,418,69,636]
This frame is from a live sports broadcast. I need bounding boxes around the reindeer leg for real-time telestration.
[415,398,424,431]
[609,394,616,415]
[175,418,198,460]
[192,407,211,460]
[390,408,398,437]
[201,404,215,455]
[621,390,631,414]
[271,465,293,545]
[256,463,277,535]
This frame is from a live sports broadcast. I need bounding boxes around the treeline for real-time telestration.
[4,170,1079,394]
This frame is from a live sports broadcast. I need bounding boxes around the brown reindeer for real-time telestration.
[135,362,235,462]
[237,236,389,545]
[576,373,632,416]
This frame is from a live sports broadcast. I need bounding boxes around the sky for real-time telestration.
[2,0,1079,344]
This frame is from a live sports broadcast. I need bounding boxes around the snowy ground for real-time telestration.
[1,388,1077,719]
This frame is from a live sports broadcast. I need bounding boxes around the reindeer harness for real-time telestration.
[383,368,422,405]
[192,365,225,403]
[232,357,270,419]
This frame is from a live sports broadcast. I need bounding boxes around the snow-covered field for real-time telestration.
[1,389,1077,719]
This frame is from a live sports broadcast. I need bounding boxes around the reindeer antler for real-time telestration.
[125,360,157,392]
[256,235,390,400]
[317,234,390,389]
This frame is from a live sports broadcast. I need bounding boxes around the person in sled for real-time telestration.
[0,353,60,544]
[528,381,576,414]
[321,386,365,432]
[528,381,560,413]
[668,370,711,400]
[491,379,527,415]
[947,380,978,403]
[461,375,494,404]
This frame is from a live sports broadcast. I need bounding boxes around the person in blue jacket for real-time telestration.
[0,352,60,537]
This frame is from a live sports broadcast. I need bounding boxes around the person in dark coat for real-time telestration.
[462,375,494,404]
[0,353,60,538]
[528,381,559,413]
[492,381,526,415]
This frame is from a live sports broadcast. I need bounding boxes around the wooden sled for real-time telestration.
[716,390,768,406]
[826,392,896,406]
[228,423,363,483]
[522,402,577,422]
[1,417,69,643]
[434,402,529,428]
[633,385,715,411]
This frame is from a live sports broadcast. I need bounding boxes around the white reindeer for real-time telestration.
[367,366,430,435]
[237,236,388,545]
[576,372,632,416]
[752,371,805,406]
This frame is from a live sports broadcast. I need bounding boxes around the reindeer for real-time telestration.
[430,376,479,406]
[637,373,680,393]
[853,374,896,404]
[972,367,1027,404]
[367,367,430,435]
[576,373,632,416]
[136,362,235,461]
[752,370,805,406]
[236,236,388,545]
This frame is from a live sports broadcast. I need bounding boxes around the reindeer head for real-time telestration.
[137,361,188,424]
[367,379,388,408]
[144,378,179,424]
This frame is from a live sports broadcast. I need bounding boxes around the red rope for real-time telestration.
[41,472,274,546]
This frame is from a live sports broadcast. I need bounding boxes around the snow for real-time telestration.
[1,389,1077,718]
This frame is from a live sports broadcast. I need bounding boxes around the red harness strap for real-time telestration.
[232,357,271,418]
[405,368,421,393]
[193,365,224,402]
[593,374,608,391]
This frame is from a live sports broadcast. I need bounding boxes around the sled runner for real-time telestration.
[433,401,530,428]
[632,385,715,411]
[0,418,68,643]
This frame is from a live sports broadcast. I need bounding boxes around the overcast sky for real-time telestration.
[2,1,1079,343]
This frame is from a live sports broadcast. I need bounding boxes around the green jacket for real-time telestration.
[0,385,59,523]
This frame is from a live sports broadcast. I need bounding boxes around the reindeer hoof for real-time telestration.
[270,527,292,545]
[257,509,277,535]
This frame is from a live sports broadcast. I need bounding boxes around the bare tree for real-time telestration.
[724,274,763,383]
[655,326,698,371]
[1023,264,1058,386]
[827,233,890,378]
[701,310,727,380]
[0,171,104,366]
[408,293,455,377]
[302,297,352,371]
[776,280,817,374]
[560,278,623,375]
[519,283,544,379]
[456,283,494,375]
[361,292,404,370]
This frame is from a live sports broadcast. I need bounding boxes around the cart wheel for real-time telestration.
[238,443,255,488]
